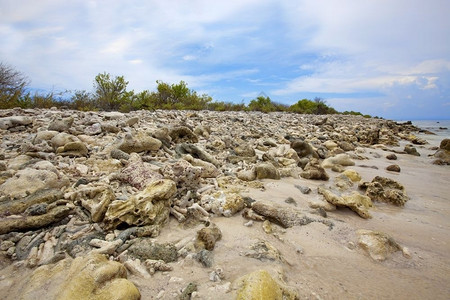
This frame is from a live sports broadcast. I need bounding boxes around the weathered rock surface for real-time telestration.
[103,179,176,230]
[300,158,329,180]
[360,176,409,206]
[118,153,163,189]
[318,187,372,219]
[255,162,280,180]
[118,132,162,153]
[128,239,178,262]
[14,253,140,300]
[233,269,298,300]
[251,201,331,228]
[357,229,410,261]
[0,204,72,234]
[0,168,69,199]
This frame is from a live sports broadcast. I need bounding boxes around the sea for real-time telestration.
[397,120,450,138]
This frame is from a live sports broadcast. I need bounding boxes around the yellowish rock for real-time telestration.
[19,253,140,300]
[234,269,298,300]
[342,169,362,182]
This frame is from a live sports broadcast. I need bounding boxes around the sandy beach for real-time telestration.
[0,109,449,299]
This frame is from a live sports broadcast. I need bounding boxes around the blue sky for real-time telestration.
[1,0,449,119]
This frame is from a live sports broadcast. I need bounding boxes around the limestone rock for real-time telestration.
[251,201,323,228]
[118,132,162,153]
[48,117,74,132]
[300,158,329,181]
[290,140,319,159]
[56,141,88,157]
[0,189,63,215]
[162,159,202,192]
[255,162,280,180]
[234,143,256,157]
[0,168,69,199]
[169,126,198,143]
[357,127,380,145]
[196,223,222,250]
[233,269,298,300]
[318,187,372,219]
[209,191,245,217]
[50,132,80,149]
[118,153,163,189]
[432,139,450,164]
[322,153,355,168]
[84,122,102,135]
[386,153,398,160]
[361,176,409,206]
[357,229,409,261]
[0,204,72,234]
[183,154,220,178]
[16,253,140,300]
[75,186,115,222]
[440,138,450,151]
[0,116,32,129]
[237,169,257,181]
[128,239,178,262]
[244,240,284,262]
[386,164,401,172]
[404,144,420,156]
[103,179,176,230]
[152,127,172,146]
[342,169,362,182]
[176,143,220,167]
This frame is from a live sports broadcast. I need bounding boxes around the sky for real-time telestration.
[1,0,450,120]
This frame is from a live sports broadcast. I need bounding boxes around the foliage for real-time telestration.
[289,97,337,115]
[248,95,277,113]
[0,62,30,108]
[93,72,133,111]
[0,63,366,117]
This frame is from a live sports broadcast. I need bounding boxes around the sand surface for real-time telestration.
[0,114,448,299]
[130,133,450,299]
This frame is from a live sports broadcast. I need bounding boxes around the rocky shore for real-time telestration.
[0,108,449,299]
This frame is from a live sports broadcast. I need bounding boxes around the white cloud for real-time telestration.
[0,0,449,118]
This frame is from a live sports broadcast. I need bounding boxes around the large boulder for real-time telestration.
[103,179,176,230]
[13,253,140,300]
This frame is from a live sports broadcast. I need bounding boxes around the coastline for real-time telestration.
[0,109,449,299]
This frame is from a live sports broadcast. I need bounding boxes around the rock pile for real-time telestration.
[0,108,436,298]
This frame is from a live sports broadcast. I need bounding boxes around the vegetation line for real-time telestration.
[0,63,371,117]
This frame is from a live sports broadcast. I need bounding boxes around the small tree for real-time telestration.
[93,72,132,111]
[248,95,276,113]
[0,62,30,108]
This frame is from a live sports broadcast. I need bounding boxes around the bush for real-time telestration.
[248,96,277,113]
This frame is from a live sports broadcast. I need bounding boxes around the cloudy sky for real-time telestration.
[1,0,449,119]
